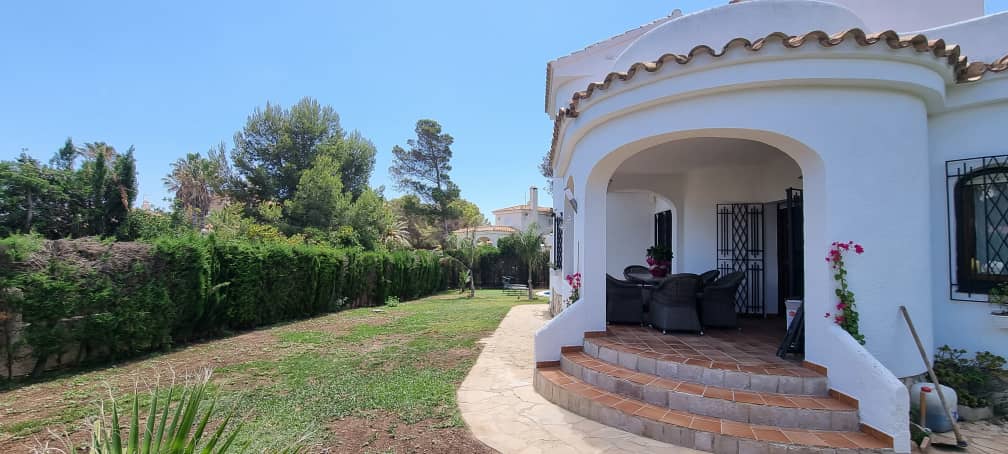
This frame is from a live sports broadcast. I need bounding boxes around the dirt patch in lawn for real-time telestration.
[324,413,496,454]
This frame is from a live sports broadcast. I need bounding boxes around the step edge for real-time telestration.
[582,338,829,396]
[560,354,859,432]
[535,367,893,453]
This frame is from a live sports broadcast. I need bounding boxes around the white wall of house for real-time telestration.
[537,2,1008,448]
[929,84,1008,360]
[605,191,655,277]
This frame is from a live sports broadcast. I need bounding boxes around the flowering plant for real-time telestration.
[646,245,673,277]
[565,272,582,303]
[824,241,866,344]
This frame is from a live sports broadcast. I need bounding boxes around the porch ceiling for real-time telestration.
[613,137,794,176]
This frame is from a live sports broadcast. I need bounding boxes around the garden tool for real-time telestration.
[900,306,968,449]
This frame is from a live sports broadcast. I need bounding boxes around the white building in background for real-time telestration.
[533,1,1008,452]
[454,186,555,250]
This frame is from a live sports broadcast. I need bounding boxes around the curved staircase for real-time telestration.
[534,329,893,453]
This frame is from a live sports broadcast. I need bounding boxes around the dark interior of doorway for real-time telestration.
[776,188,804,314]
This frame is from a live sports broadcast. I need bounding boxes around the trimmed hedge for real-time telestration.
[1,234,454,377]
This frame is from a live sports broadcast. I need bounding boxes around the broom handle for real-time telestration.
[900,305,966,446]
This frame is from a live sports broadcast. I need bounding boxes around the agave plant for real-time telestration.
[88,370,245,454]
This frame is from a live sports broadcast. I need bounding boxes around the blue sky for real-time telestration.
[2,1,1007,217]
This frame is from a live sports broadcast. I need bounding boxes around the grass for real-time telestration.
[0,290,538,451]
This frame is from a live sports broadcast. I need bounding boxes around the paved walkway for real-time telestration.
[458,304,699,453]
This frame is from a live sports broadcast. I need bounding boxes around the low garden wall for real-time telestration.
[0,235,454,378]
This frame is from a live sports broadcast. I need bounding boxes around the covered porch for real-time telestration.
[587,137,807,353]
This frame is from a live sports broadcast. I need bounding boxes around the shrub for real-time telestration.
[933,345,1006,408]
[3,235,453,377]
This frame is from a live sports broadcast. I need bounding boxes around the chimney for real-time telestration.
[529,186,539,215]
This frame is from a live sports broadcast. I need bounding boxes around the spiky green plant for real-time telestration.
[87,370,248,454]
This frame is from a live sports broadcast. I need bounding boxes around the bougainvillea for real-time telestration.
[824,241,866,345]
[565,272,581,304]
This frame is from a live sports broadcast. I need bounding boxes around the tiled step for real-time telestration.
[534,366,892,454]
[561,351,859,431]
[584,336,829,395]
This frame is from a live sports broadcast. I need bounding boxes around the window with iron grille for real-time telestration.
[948,155,1008,296]
[553,214,563,269]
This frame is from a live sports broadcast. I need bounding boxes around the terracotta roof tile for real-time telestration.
[546,28,1006,169]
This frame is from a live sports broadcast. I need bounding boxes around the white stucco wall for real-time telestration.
[605,191,657,277]
[929,81,1008,360]
[823,0,984,33]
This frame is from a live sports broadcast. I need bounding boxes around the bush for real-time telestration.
[2,235,453,377]
[933,345,1007,408]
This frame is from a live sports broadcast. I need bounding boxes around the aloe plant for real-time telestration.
[87,370,245,454]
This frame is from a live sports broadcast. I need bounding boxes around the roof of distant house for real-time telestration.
[452,225,518,234]
[492,204,554,214]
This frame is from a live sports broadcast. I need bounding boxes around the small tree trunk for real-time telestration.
[469,273,476,298]
[24,191,33,232]
[527,263,534,300]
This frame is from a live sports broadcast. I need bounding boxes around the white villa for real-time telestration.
[535,1,1008,453]
[454,186,554,249]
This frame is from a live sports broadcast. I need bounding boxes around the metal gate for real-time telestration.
[716,203,765,315]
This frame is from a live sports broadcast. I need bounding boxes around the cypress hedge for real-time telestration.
[0,234,455,377]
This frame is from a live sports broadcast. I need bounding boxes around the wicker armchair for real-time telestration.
[606,274,646,324]
[698,269,720,288]
[648,274,703,334]
[699,272,745,328]
[623,265,651,282]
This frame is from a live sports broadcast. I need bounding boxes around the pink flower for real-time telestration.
[854,244,864,254]
[836,302,847,310]
[835,315,845,324]
[824,312,831,318]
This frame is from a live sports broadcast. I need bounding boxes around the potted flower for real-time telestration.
[989,283,1008,330]
[646,245,673,278]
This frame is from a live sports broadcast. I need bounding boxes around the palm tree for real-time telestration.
[382,218,412,249]
[512,223,546,300]
[164,152,221,228]
[82,142,117,160]
[445,231,479,298]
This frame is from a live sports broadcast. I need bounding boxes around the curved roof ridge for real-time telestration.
[545,28,1004,168]
[564,29,966,117]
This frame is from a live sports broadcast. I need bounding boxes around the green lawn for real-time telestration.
[0,290,538,452]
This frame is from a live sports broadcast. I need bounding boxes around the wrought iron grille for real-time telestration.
[553,214,563,269]
[947,155,1008,298]
[716,203,765,315]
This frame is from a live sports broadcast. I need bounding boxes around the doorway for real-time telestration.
[776,188,804,315]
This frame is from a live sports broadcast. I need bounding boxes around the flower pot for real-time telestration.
[957,404,994,421]
[991,312,1008,330]
[650,267,668,278]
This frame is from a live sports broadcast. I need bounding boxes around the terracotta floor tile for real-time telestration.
[844,432,891,449]
[676,382,706,395]
[721,421,755,439]
[782,430,827,447]
[689,416,722,433]
[789,396,827,409]
[628,373,656,385]
[661,411,693,427]
[762,394,796,407]
[815,432,861,448]
[733,391,766,405]
[814,398,854,410]
[752,427,790,443]
[614,399,643,414]
[595,394,622,406]
[703,387,734,400]
[634,404,668,421]
[654,378,682,389]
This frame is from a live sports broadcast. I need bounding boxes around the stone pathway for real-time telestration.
[926,420,1008,454]
[458,304,699,453]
